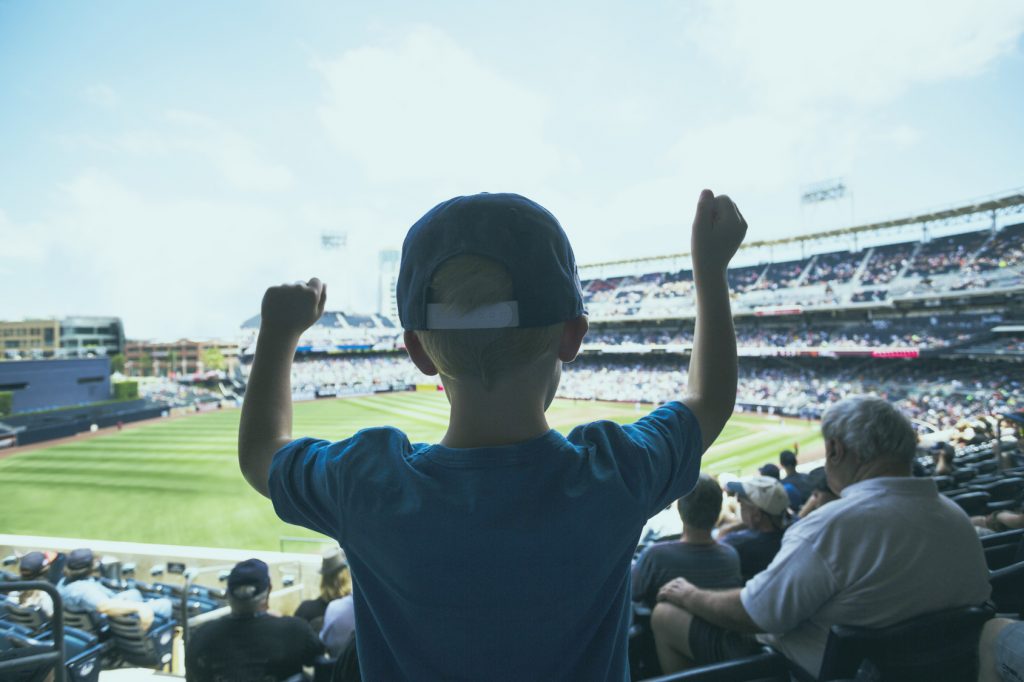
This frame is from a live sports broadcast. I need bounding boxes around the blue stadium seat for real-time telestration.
[950,491,990,516]
[807,604,993,682]
[989,559,1024,618]
[104,612,174,670]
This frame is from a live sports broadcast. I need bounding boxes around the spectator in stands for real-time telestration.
[757,463,780,480]
[238,190,747,679]
[12,551,57,617]
[294,548,350,632]
[186,559,322,681]
[650,396,991,676]
[795,468,839,520]
[779,449,812,511]
[58,548,173,629]
[932,441,956,476]
[320,582,357,658]
[717,476,788,581]
[632,474,743,608]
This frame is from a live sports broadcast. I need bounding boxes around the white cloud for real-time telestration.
[687,0,1024,110]
[314,25,564,187]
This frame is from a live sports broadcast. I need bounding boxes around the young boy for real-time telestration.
[238,190,745,680]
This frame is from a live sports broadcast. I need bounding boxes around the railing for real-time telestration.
[0,580,65,682]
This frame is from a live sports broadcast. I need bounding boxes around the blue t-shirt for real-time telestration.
[269,401,702,681]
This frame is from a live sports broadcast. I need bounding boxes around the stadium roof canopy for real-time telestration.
[581,188,1024,269]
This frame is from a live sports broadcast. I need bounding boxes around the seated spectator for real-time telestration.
[758,463,781,480]
[320,587,356,659]
[779,449,813,510]
[650,396,991,676]
[632,474,743,609]
[717,476,788,581]
[57,548,173,629]
[12,551,57,617]
[795,468,839,520]
[186,558,322,681]
[294,548,350,632]
[932,441,957,476]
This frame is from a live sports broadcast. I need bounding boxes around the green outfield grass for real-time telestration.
[0,392,823,550]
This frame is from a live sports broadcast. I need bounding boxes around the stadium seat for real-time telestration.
[2,603,48,633]
[807,604,994,682]
[640,648,790,681]
[981,528,1024,549]
[971,477,1024,503]
[933,475,954,491]
[989,560,1024,618]
[104,612,174,669]
[952,469,977,485]
[950,491,990,516]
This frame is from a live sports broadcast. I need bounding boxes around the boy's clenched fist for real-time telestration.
[261,278,327,338]
[691,189,747,278]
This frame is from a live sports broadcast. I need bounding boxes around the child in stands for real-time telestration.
[238,190,746,680]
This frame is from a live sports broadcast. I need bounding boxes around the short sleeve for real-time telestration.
[740,533,837,633]
[268,437,347,541]
[619,402,703,515]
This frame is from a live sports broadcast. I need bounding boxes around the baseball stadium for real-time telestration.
[2,3,1024,681]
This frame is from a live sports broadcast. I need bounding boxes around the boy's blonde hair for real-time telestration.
[416,255,563,388]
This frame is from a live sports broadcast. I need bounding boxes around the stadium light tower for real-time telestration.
[320,231,351,310]
[800,178,856,249]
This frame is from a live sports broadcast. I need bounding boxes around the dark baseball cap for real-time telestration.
[758,463,781,479]
[396,193,586,330]
[227,559,270,599]
[67,548,94,571]
[19,551,51,577]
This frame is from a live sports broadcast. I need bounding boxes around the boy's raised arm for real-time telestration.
[683,190,746,452]
[238,278,326,498]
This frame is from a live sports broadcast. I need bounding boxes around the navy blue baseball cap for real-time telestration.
[396,193,586,330]
[67,548,94,571]
[228,559,270,598]
[19,551,52,577]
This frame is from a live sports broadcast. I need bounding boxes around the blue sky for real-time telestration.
[2,1,1023,339]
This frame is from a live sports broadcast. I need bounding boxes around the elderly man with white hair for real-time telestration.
[651,395,991,677]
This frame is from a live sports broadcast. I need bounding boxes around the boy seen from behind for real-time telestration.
[238,190,746,680]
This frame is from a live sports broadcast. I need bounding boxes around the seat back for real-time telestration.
[980,528,1024,549]
[989,559,1024,617]
[3,603,47,632]
[817,604,993,681]
[950,491,990,516]
[61,610,96,635]
[105,613,173,669]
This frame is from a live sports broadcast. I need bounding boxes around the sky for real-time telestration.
[2,0,1023,340]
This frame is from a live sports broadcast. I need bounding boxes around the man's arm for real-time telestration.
[238,278,326,498]
[682,190,746,451]
[658,577,761,634]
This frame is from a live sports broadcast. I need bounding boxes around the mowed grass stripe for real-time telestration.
[0,392,823,549]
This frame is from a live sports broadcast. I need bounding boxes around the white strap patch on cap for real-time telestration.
[426,301,520,330]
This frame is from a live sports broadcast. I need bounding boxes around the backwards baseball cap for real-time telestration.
[726,476,790,516]
[227,559,270,599]
[19,551,54,577]
[396,193,585,330]
[67,548,94,571]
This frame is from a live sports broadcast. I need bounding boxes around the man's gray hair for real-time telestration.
[821,395,916,464]
[676,473,723,530]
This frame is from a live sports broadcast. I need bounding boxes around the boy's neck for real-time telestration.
[440,380,552,449]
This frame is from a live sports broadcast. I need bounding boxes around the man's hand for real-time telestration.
[658,576,697,608]
[261,278,327,338]
[691,190,747,278]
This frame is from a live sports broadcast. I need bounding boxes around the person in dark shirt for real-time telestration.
[633,474,743,608]
[293,548,350,632]
[779,450,813,511]
[719,476,787,581]
[186,558,322,682]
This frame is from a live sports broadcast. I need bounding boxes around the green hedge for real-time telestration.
[0,391,11,417]
[113,381,139,401]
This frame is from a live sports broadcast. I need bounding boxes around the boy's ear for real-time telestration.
[557,315,589,363]
[404,331,439,376]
